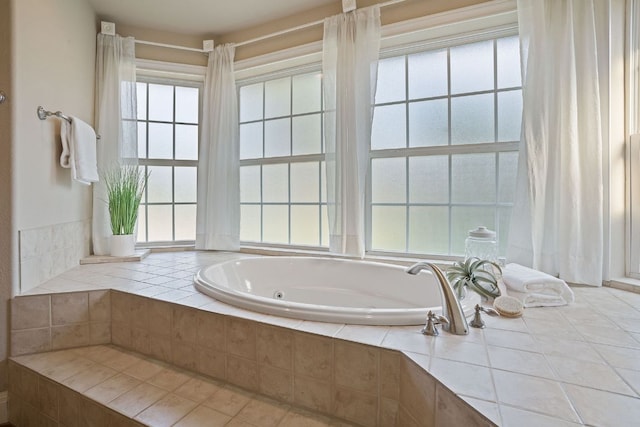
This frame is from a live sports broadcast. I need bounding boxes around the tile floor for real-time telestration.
[18,250,640,426]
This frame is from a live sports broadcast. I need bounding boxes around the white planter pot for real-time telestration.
[111,234,136,257]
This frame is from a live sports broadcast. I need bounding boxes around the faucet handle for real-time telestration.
[469,304,500,328]
[421,310,449,336]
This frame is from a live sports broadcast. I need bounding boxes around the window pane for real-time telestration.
[240,83,263,122]
[451,153,496,204]
[498,152,518,203]
[497,35,521,89]
[263,205,289,244]
[321,205,329,247]
[293,73,321,114]
[409,156,449,204]
[240,205,261,242]
[498,206,512,255]
[240,122,263,160]
[372,157,406,204]
[451,94,494,145]
[175,86,199,123]
[137,124,147,158]
[148,84,174,122]
[292,114,321,155]
[175,204,196,240]
[409,99,448,147]
[376,56,406,104]
[451,206,495,255]
[148,123,173,159]
[320,160,327,203]
[175,124,198,160]
[371,206,406,252]
[174,167,197,203]
[137,205,146,242]
[147,205,173,241]
[147,166,172,203]
[265,77,291,119]
[450,40,494,94]
[498,90,522,142]
[265,118,291,158]
[371,104,406,150]
[240,165,261,203]
[291,205,319,246]
[136,83,147,120]
[262,164,288,203]
[291,162,319,203]
[408,206,449,255]
[408,49,448,99]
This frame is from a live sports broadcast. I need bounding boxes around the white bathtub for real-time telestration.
[194,257,479,325]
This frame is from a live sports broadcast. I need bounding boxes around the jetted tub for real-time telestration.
[194,257,479,325]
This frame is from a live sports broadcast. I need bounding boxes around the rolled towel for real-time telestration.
[60,117,98,185]
[502,263,574,308]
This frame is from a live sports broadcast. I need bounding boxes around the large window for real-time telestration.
[239,71,329,248]
[136,80,200,244]
[369,35,522,256]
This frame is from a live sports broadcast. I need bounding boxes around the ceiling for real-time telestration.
[87,0,337,36]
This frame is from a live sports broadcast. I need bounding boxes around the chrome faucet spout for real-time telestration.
[405,262,469,335]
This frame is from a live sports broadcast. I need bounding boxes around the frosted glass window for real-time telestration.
[376,56,406,104]
[147,205,173,241]
[451,154,496,204]
[498,206,512,254]
[498,152,518,203]
[137,125,147,158]
[240,83,263,122]
[451,206,495,255]
[240,166,261,203]
[291,162,319,203]
[240,122,263,160]
[292,114,322,155]
[136,83,147,120]
[262,164,288,203]
[371,206,406,252]
[409,206,450,255]
[148,84,174,122]
[321,205,329,247]
[174,167,197,203]
[497,36,521,89]
[450,40,494,94]
[498,90,523,142]
[263,205,289,244]
[175,124,198,160]
[409,99,448,147]
[408,49,448,99]
[371,104,406,150]
[320,160,327,203]
[293,73,321,114]
[147,166,172,203]
[265,118,291,158]
[291,205,320,246]
[265,77,291,118]
[409,156,449,204]
[136,208,146,242]
[240,205,261,242]
[371,158,406,204]
[451,94,494,145]
[174,205,196,241]
[148,123,173,159]
[175,86,199,123]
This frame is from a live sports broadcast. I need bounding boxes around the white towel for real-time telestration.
[502,263,574,308]
[60,117,99,185]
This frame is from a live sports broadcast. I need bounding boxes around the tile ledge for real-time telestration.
[80,249,151,264]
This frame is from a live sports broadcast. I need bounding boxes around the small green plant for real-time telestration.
[103,165,149,235]
[446,257,502,300]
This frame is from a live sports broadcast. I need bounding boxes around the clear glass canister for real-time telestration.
[464,226,497,262]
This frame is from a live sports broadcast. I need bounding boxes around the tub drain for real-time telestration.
[273,291,285,299]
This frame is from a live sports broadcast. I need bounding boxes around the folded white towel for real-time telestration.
[502,263,574,308]
[60,117,99,185]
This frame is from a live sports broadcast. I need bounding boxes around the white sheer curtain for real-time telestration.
[507,0,608,285]
[323,6,381,258]
[93,34,137,255]
[196,44,240,250]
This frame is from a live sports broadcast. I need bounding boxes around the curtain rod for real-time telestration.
[133,0,407,53]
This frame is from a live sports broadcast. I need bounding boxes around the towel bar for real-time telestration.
[37,106,101,139]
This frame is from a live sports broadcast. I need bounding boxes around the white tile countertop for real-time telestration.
[22,251,640,426]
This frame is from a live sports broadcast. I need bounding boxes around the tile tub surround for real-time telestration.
[11,251,640,426]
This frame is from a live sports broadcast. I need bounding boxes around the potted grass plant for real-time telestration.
[446,257,502,301]
[103,164,149,257]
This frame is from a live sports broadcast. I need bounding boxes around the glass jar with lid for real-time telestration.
[464,226,497,262]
